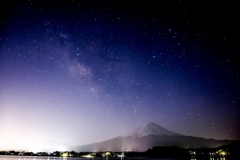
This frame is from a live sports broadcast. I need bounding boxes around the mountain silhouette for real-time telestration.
[120,122,180,138]
[73,122,236,152]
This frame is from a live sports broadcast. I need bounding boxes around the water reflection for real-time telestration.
[210,158,226,160]
[0,156,65,160]
[191,157,226,160]
[0,155,230,160]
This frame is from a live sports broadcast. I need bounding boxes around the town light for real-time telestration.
[220,151,226,156]
[61,152,68,157]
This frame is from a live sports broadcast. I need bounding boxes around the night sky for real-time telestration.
[0,0,239,151]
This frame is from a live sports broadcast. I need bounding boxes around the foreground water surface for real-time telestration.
[0,155,229,160]
[0,155,186,160]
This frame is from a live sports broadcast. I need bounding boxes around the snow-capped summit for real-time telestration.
[120,122,180,138]
[74,122,236,152]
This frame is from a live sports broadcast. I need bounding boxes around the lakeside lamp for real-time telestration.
[61,152,68,157]
[220,151,226,156]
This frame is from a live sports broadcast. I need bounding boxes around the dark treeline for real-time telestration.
[0,146,191,159]
[145,146,190,159]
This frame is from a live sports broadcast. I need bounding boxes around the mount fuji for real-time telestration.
[120,122,180,138]
[73,122,236,152]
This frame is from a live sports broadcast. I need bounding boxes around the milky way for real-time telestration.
[0,1,239,151]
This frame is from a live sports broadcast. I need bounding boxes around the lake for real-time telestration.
[0,155,185,160]
[0,155,230,160]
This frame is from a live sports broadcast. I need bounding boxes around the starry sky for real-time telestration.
[0,0,239,151]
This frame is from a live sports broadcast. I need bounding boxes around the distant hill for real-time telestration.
[216,141,240,158]
[73,122,237,152]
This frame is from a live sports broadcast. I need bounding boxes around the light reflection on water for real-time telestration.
[191,157,226,160]
[210,158,226,160]
[0,156,181,160]
[0,156,65,160]
[1,155,229,160]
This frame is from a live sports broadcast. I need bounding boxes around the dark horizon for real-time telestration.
[1,142,240,160]
[1,122,239,153]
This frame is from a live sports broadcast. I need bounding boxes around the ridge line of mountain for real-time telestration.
[73,122,237,152]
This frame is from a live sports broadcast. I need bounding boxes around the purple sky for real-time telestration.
[0,1,239,152]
